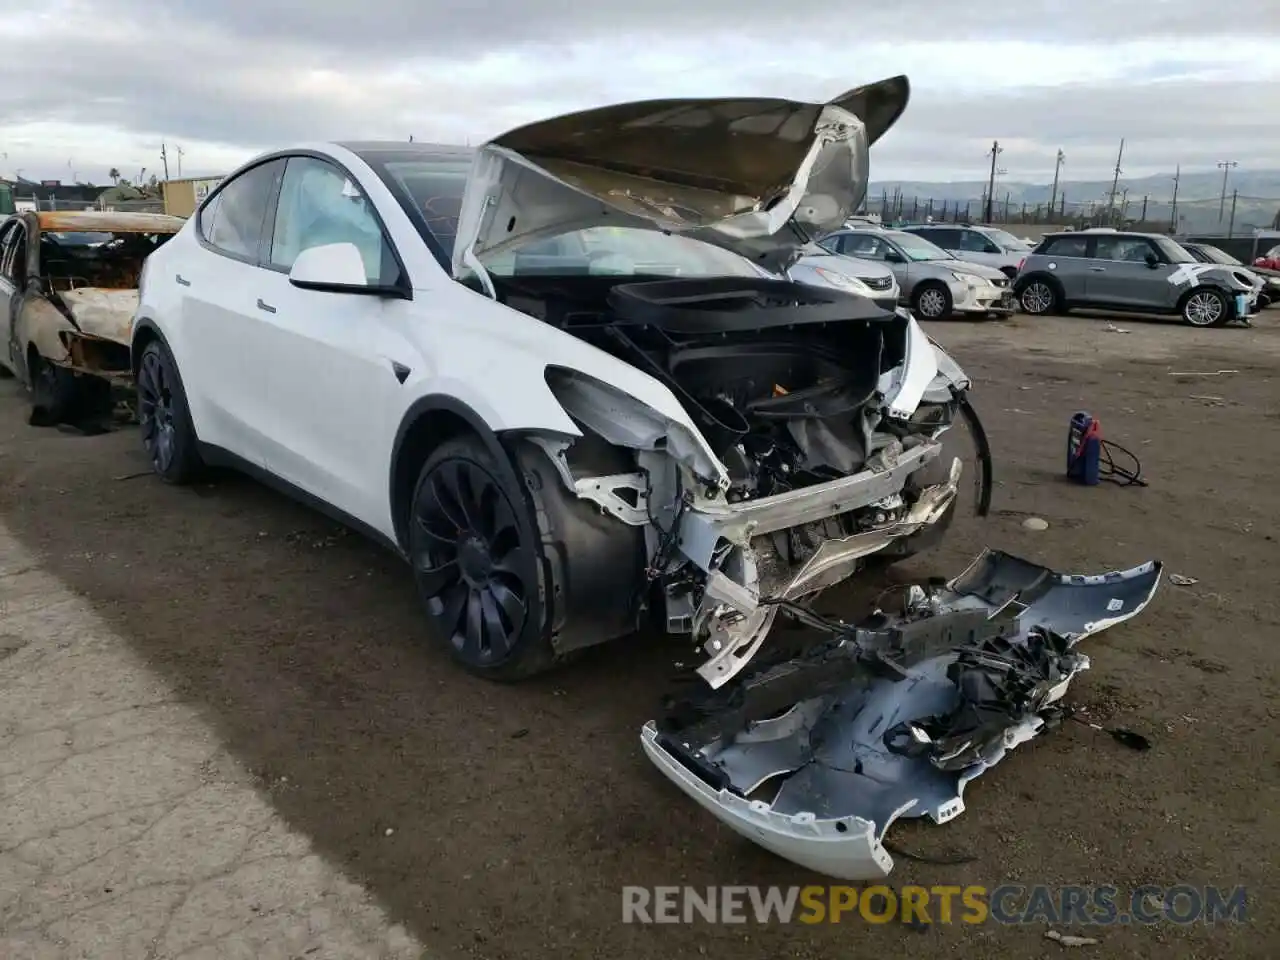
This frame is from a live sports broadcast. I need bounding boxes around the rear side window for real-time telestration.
[1040,235,1088,258]
[200,159,286,261]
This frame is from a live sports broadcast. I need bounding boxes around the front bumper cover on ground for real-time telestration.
[641,548,1163,880]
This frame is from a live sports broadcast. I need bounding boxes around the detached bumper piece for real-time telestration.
[641,548,1162,881]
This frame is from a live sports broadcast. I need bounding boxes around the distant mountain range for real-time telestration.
[866,169,1280,234]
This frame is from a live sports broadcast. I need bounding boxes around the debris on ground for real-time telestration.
[1102,324,1130,334]
[1168,369,1238,377]
[644,548,1163,880]
[1045,928,1100,947]
[1169,574,1199,586]
[1022,517,1050,531]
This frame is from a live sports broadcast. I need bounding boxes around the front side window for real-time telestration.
[269,156,396,284]
[1094,236,1154,262]
[1,224,27,284]
[837,233,893,260]
[957,230,998,253]
[202,159,285,261]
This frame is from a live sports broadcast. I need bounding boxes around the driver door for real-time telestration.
[251,155,421,535]
[0,219,28,378]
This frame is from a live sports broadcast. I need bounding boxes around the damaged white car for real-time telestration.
[133,74,988,687]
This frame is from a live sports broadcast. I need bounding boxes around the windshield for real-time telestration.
[487,226,765,279]
[887,231,954,261]
[366,154,471,258]
[1153,236,1195,264]
[1195,244,1240,266]
[984,227,1030,251]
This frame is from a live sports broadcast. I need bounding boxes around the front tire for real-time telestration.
[408,435,558,681]
[1181,288,1231,327]
[912,282,953,320]
[136,338,203,483]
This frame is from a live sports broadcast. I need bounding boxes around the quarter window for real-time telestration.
[201,159,284,261]
[269,156,396,285]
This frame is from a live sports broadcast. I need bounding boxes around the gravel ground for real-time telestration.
[0,311,1277,959]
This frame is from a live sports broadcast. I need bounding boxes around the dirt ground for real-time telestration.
[1,311,1277,959]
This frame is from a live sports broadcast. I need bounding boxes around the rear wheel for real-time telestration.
[409,436,558,681]
[1181,288,1231,327]
[912,282,952,320]
[136,339,204,483]
[1018,278,1059,315]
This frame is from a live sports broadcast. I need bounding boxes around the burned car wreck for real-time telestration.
[0,210,184,423]
[642,549,1163,880]
[446,74,993,688]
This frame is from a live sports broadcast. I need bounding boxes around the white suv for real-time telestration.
[131,77,983,687]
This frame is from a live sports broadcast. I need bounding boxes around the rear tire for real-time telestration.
[136,339,204,483]
[1181,288,1231,328]
[1017,278,1060,315]
[912,282,952,320]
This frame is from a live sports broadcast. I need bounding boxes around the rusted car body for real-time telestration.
[0,210,183,421]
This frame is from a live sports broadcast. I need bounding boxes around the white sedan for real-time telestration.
[131,75,978,687]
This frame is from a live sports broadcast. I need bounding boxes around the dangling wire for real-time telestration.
[1099,439,1147,487]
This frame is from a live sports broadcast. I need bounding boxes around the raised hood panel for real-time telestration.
[453,76,910,278]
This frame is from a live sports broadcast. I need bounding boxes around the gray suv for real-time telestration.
[901,223,1031,278]
[1015,230,1260,327]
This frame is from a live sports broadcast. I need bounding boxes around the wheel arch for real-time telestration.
[130,316,167,378]
[1175,283,1233,311]
[389,394,530,553]
[1014,270,1064,297]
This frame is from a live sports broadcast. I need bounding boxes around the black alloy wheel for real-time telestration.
[136,339,201,483]
[409,437,551,679]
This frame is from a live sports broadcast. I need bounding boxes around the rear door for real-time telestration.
[178,158,287,464]
[1036,234,1091,302]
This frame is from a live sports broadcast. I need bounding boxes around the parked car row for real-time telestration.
[1010,227,1268,327]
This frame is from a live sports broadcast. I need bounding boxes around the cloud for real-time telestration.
[0,0,1276,186]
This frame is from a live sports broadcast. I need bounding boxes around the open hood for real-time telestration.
[452,76,910,280]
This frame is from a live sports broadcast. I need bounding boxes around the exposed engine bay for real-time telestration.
[493,272,989,688]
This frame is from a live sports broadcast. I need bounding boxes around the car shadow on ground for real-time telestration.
[0,414,974,960]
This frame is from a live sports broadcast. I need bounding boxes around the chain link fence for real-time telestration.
[865,191,1280,237]
[13,195,164,214]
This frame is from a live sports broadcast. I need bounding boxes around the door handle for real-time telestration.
[1089,267,1106,272]
[175,273,191,286]
[256,298,276,314]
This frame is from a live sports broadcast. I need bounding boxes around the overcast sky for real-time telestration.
[1,0,1276,189]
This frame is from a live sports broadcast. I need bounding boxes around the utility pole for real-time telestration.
[175,146,184,178]
[1141,194,1148,221]
[1106,139,1124,220]
[984,140,1002,223]
[160,143,170,181]
[1048,149,1065,218]
[1169,164,1180,232]
[1228,189,1238,237]
[1217,160,1238,223]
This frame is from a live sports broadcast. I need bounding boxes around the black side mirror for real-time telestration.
[1144,252,1161,269]
[885,250,905,263]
